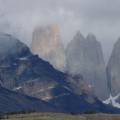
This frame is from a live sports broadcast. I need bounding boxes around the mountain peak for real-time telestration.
[31,24,66,71]
[73,31,85,42]
[107,37,120,98]
[114,37,120,49]
[86,33,96,41]
[50,24,60,33]
[0,33,30,59]
[66,32,109,100]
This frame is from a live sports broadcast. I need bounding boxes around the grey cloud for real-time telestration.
[0,0,120,61]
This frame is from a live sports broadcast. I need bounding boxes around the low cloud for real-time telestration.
[0,0,120,61]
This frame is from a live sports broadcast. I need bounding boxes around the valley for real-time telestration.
[1,113,120,120]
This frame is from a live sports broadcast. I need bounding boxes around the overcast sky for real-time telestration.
[0,0,120,62]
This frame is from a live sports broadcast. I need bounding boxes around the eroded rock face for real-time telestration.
[0,86,56,113]
[66,74,93,96]
[0,33,30,59]
[31,24,66,71]
[107,38,120,96]
[66,32,109,100]
[0,33,31,89]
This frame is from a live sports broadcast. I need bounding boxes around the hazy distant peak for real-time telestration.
[107,37,120,97]
[34,24,59,33]
[86,33,96,41]
[75,31,85,39]
[0,33,30,59]
[66,30,109,100]
[0,33,25,46]
[49,24,60,33]
[31,24,66,71]
[0,33,19,48]
[114,37,120,49]
[86,34,101,48]
[71,31,85,45]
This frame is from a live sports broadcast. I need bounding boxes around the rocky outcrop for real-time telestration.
[0,86,56,113]
[66,74,93,96]
[107,38,120,96]
[0,86,118,114]
[66,32,109,100]
[49,92,120,113]
[104,38,120,108]
[0,33,31,89]
[31,24,66,71]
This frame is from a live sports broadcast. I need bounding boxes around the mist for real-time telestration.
[0,0,120,62]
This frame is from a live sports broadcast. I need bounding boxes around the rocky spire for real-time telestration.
[31,24,66,71]
[66,32,109,100]
[107,38,120,96]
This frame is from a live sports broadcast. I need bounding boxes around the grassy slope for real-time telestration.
[1,113,120,120]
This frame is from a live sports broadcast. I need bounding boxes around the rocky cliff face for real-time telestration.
[0,86,56,113]
[49,92,120,113]
[0,86,118,114]
[104,38,120,108]
[31,24,66,71]
[0,33,31,89]
[107,38,120,96]
[66,32,109,100]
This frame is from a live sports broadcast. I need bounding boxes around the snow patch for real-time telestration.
[32,86,55,94]
[13,86,22,91]
[19,57,28,61]
[103,94,120,108]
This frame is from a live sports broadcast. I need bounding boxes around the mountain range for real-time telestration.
[66,31,109,100]
[31,25,120,109]
[0,26,120,113]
